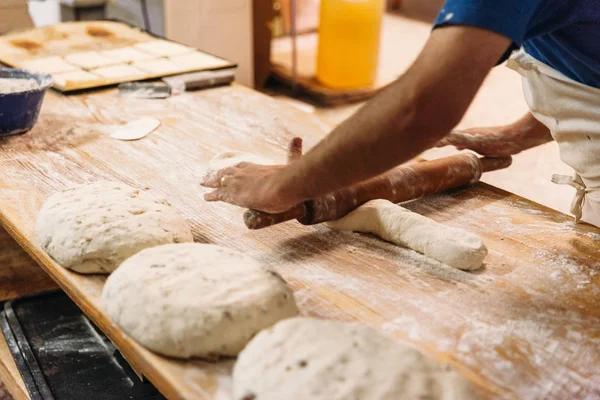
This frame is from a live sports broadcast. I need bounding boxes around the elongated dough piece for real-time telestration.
[326,199,487,271]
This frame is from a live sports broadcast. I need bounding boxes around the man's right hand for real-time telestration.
[437,112,554,157]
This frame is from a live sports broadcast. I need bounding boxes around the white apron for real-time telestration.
[507,50,600,227]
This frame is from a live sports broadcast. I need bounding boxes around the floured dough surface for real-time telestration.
[132,58,180,75]
[170,51,230,70]
[102,243,299,358]
[21,56,79,74]
[91,64,146,80]
[107,117,160,141]
[64,51,119,69]
[204,151,274,182]
[52,70,102,87]
[327,199,487,271]
[233,317,480,400]
[35,181,193,274]
[100,47,156,63]
[135,40,194,57]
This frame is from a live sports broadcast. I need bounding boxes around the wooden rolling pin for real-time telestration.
[244,153,512,230]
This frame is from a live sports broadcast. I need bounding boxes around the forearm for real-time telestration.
[508,112,553,150]
[275,26,511,203]
[442,112,554,156]
[278,73,459,202]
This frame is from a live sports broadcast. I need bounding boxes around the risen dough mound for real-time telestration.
[35,181,193,273]
[233,317,481,400]
[101,243,299,359]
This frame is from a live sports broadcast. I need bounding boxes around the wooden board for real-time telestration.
[269,14,431,106]
[0,86,599,399]
[0,21,236,91]
[0,226,58,302]
[270,62,383,106]
[271,30,382,106]
[270,34,382,106]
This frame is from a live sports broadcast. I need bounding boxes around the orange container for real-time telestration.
[316,0,384,89]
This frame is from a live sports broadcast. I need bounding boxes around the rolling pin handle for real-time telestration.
[244,204,307,230]
[479,156,512,172]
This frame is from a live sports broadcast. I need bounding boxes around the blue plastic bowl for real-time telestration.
[0,68,53,136]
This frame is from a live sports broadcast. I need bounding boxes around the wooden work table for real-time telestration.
[0,85,599,399]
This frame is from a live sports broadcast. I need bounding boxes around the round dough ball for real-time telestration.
[233,318,481,400]
[101,243,299,359]
[35,181,193,274]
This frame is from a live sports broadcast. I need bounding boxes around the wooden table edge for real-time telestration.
[0,329,30,400]
[0,216,185,400]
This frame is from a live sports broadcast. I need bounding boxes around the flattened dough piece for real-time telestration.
[100,47,156,63]
[102,243,299,358]
[169,51,230,70]
[64,51,120,69]
[135,40,194,57]
[52,70,103,88]
[132,58,181,76]
[20,56,79,74]
[327,199,487,271]
[233,317,481,400]
[107,117,160,141]
[35,181,193,274]
[91,64,147,80]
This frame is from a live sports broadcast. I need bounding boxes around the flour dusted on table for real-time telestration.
[102,243,299,359]
[327,199,487,271]
[35,181,193,274]
[233,317,481,400]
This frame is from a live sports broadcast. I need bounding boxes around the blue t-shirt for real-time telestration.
[434,0,600,88]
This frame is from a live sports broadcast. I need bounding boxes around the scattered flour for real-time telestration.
[0,77,39,94]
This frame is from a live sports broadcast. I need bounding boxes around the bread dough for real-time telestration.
[204,151,274,182]
[52,70,103,88]
[100,47,156,63]
[132,58,181,76]
[107,117,160,141]
[135,40,194,57]
[20,56,79,74]
[169,51,230,70]
[91,64,146,80]
[233,317,480,400]
[101,243,299,358]
[326,199,487,271]
[35,181,193,274]
[64,51,120,69]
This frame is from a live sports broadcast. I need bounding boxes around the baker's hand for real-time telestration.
[436,127,525,157]
[437,114,553,157]
[201,138,304,214]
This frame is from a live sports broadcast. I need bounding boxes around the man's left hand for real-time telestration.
[201,138,303,214]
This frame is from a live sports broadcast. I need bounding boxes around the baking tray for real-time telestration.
[0,291,165,400]
[0,20,237,92]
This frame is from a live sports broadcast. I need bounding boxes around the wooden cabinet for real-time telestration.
[0,0,33,35]
[107,0,254,87]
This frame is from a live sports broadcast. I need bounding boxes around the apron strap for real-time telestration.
[551,174,595,222]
